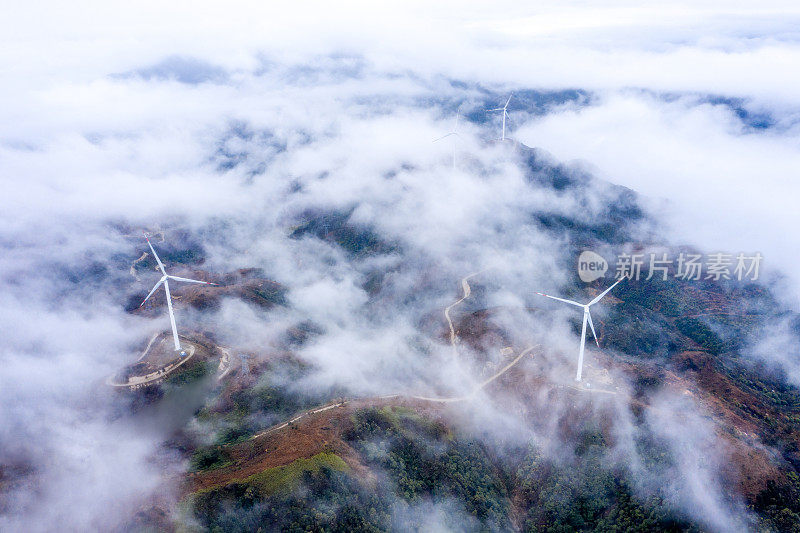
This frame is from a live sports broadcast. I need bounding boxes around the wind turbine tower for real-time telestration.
[140,234,217,355]
[535,277,624,381]
[433,109,462,170]
[488,95,512,141]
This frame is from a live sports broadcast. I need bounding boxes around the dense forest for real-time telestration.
[188,406,730,532]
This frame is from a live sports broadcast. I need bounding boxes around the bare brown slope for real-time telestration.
[186,397,442,494]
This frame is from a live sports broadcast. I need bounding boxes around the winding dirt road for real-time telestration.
[130,252,148,281]
[242,344,536,444]
[107,343,196,389]
[410,345,536,402]
[444,271,484,353]
[237,271,539,443]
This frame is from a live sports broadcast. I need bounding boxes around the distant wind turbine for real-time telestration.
[487,95,512,141]
[433,109,462,170]
[535,277,624,382]
[140,233,217,355]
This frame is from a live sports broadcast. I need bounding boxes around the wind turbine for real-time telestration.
[139,233,217,356]
[535,277,624,382]
[487,95,512,141]
[433,109,462,170]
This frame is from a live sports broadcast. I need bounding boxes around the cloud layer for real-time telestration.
[1,2,799,531]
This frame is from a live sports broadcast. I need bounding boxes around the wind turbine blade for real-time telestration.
[433,132,457,142]
[588,277,625,306]
[504,95,512,108]
[140,279,164,307]
[168,275,216,286]
[144,234,166,276]
[487,107,504,111]
[534,292,584,308]
[586,310,600,347]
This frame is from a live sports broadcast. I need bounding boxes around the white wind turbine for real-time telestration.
[536,277,624,382]
[487,95,512,141]
[433,109,462,170]
[139,234,217,355]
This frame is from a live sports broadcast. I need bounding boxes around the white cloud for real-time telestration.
[0,2,796,530]
[515,92,800,304]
